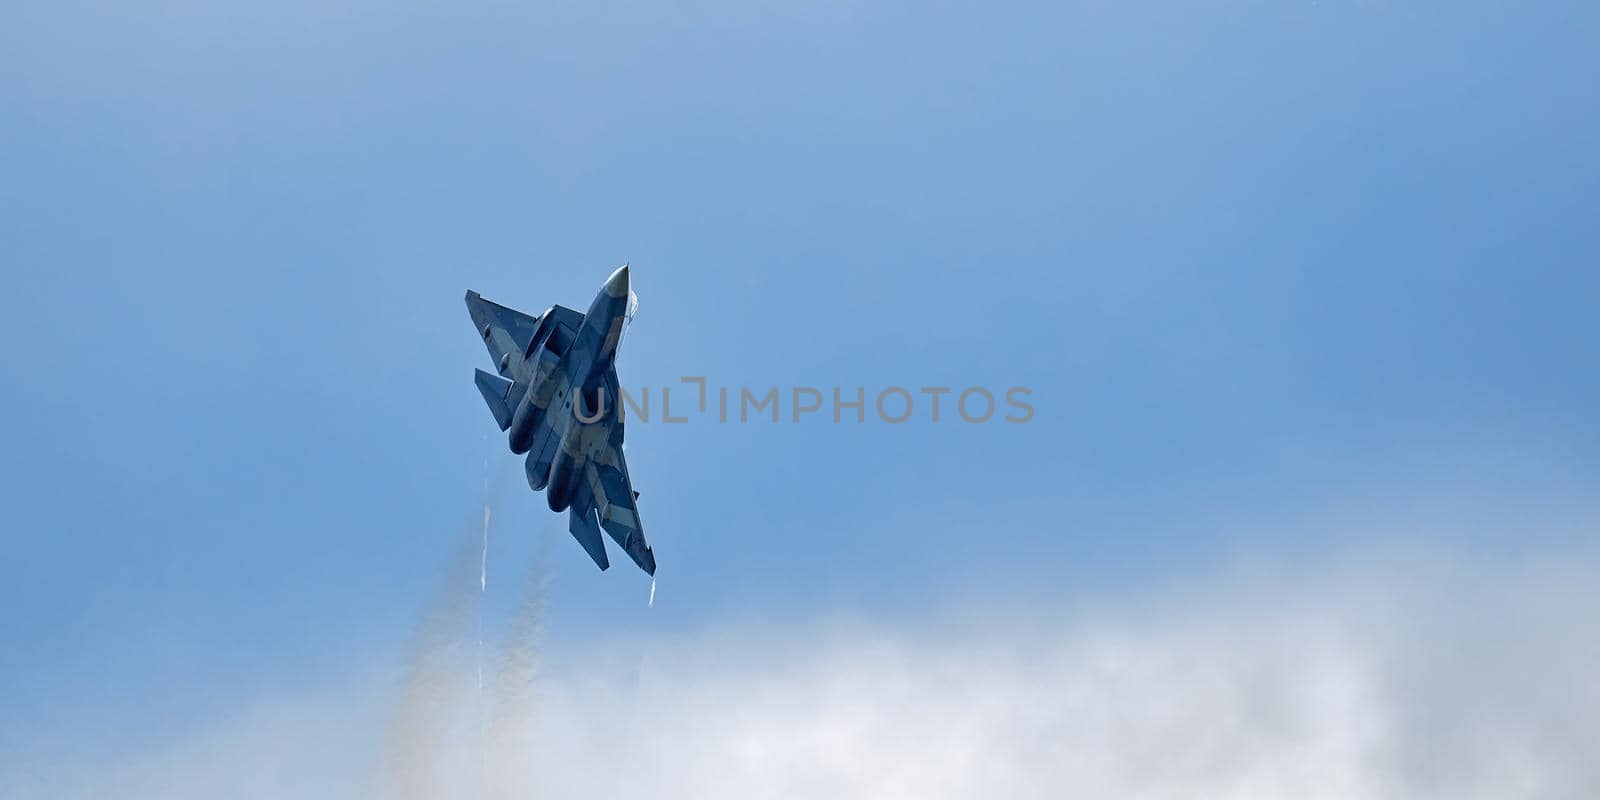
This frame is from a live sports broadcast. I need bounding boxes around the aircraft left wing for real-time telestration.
[465,290,543,376]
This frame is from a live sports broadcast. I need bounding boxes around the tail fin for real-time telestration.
[474,368,515,430]
[568,506,610,570]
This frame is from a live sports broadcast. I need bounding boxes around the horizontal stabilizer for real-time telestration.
[474,369,515,431]
[568,506,610,571]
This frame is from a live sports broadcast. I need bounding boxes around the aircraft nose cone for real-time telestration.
[604,264,630,298]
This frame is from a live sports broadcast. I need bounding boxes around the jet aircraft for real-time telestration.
[465,265,656,575]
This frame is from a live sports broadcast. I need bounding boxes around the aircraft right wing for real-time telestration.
[587,443,655,575]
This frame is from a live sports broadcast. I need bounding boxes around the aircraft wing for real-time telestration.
[465,291,543,376]
[567,439,655,575]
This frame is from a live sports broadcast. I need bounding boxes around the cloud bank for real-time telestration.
[12,548,1600,800]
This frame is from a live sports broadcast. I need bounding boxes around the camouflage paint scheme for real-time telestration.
[465,265,656,575]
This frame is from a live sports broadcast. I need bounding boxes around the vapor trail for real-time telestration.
[381,464,514,799]
[487,528,555,800]
[480,507,491,592]
[479,505,491,692]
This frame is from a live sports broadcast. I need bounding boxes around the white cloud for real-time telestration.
[13,549,1600,800]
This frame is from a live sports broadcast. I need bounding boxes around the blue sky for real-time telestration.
[3,2,1598,795]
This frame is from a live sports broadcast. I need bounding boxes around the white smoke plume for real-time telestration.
[16,544,1600,800]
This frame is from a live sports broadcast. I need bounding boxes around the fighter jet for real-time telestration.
[465,265,656,575]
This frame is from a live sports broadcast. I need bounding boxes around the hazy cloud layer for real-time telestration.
[13,549,1600,800]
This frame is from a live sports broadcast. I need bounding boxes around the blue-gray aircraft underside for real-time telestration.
[465,265,655,576]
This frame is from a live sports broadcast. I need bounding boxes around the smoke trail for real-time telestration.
[381,511,482,799]
[486,527,555,800]
[380,464,514,799]
[478,506,491,692]
[475,504,491,790]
